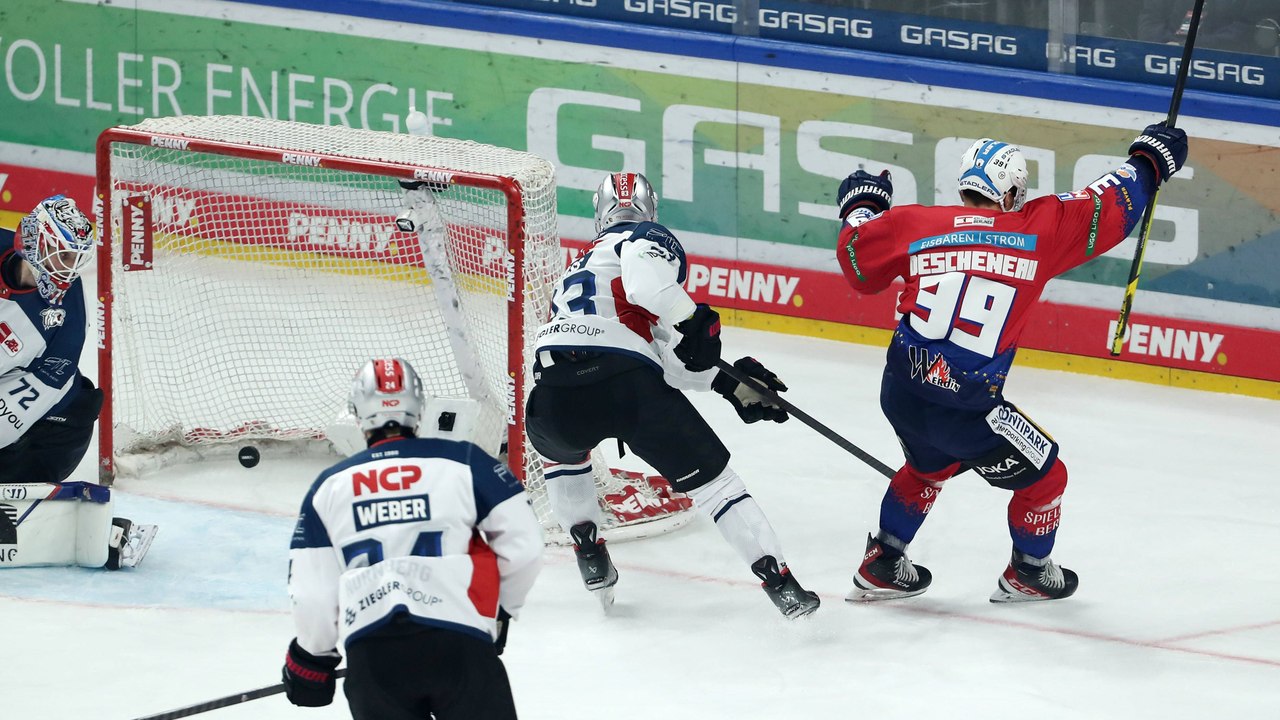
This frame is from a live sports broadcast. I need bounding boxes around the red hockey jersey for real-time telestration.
[837,160,1157,408]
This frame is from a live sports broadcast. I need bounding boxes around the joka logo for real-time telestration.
[1,503,17,544]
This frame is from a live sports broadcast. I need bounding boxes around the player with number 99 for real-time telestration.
[835,124,1188,603]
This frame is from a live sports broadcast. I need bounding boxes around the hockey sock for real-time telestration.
[544,460,604,532]
[686,467,785,567]
[1007,459,1068,559]
[877,462,959,545]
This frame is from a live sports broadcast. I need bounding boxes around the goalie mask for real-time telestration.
[18,195,96,303]
[349,358,425,434]
[593,172,658,235]
[958,139,1028,212]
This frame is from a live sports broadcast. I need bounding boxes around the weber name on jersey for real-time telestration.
[535,221,712,389]
[288,437,543,653]
[0,229,88,448]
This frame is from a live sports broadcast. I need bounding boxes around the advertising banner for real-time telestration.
[1,0,1276,388]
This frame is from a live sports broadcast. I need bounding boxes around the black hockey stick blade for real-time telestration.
[1110,0,1204,356]
[132,669,347,720]
[715,359,894,479]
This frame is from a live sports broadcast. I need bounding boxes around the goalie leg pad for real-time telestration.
[686,467,784,566]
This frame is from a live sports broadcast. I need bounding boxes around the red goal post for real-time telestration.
[94,115,691,542]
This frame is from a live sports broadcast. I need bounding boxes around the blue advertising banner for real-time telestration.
[448,0,1280,101]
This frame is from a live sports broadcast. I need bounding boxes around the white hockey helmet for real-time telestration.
[593,172,658,234]
[957,139,1028,212]
[349,358,425,434]
[18,195,96,300]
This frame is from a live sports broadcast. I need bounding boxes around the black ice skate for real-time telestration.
[751,555,820,619]
[846,532,932,602]
[569,521,618,611]
[990,549,1078,603]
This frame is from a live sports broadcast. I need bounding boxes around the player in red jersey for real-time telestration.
[836,124,1187,602]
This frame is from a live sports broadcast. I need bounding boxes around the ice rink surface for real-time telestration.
[3,324,1278,720]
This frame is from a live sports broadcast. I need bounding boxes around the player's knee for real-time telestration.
[685,466,747,518]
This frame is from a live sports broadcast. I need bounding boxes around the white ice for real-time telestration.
[3,323,1279,720]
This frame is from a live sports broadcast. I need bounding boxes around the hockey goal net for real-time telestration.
[95,115,691,542]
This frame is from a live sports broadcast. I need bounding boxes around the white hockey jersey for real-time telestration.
[534,221,715,391]
[288,436,543,656]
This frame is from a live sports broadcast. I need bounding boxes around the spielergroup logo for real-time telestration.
[1,503,17,545]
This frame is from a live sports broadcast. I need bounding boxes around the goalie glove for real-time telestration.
[1128,122,1187,184]
[282,639,341,708]
[673,304,722,372]
[838,169,893,221]
[711,357,789,424]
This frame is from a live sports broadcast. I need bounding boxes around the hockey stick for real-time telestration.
[131,669,347,720]
[1109,0,1204,356]
[715,359,894,479]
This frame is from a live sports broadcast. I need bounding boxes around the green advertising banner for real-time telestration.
[2,0,1277,321]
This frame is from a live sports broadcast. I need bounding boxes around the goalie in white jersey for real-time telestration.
[526,172,820,619]
[284,358,543,720]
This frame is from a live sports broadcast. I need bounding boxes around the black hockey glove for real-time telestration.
[282,639,341,708]
[494,606,512,656]
[712,357,788,424]
[1128,122,1188,184]
[673,304,722,372]
[837,170,893,220]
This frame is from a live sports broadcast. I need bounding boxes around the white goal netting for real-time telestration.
[97,115,691,542]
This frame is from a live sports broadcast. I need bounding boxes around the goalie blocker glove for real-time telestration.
[1128,122,1188,184]
[838,169,893,221]
[673,304,722,372]
[282,639,341,707]
[712,357,789,424]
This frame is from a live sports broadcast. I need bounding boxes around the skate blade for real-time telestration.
[783,597,821,619]
[845,584,927,603]
[593,586,616,613]
[989,579,1058,604]
[121,524,159,568]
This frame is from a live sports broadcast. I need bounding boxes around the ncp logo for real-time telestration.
[351,465,423,496]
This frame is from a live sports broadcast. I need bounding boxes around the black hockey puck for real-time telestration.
[238,446,260,468]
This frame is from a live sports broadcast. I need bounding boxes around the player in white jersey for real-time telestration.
[283,358,543,719]
[526,172,820,619]
[0,195,154,570]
